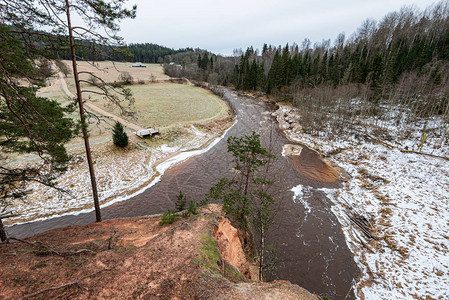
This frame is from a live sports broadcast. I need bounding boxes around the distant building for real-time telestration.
[132,62,147,68]
[169,62,182,69]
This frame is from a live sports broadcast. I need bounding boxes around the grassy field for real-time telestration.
[35,62,228,150]
[7,62,231,224]
[90,83,227,128]
[63,60,170,83]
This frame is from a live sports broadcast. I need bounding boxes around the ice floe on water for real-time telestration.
[291,185,312,215]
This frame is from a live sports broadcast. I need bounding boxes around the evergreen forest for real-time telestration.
[165,1,449,146]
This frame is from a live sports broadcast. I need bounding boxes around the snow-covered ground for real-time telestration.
[274,105,449,299]
[5,124,233,225]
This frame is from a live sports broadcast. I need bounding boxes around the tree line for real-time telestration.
[233,4,449,104]
[168,1,449,147]
[54,41,193,63]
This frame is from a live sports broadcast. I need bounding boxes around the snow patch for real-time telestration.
[276,104,449,299]
[6,120,237,226]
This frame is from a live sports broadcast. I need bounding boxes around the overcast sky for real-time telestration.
[118,0,438,55]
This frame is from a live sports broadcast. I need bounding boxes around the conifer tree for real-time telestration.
[112,122,129,148]
[45,0,135,222]
[207,132,276,280]
[0,7,78,240]
[2,0,137,224]
[197,53,202,69]
[266,50,280,93]
[175,191,187,212]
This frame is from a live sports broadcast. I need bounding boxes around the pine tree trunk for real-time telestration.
[0,219,7,242]
[259,226,264,281]
[65,0,101,222]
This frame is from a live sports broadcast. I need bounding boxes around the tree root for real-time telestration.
[17,269,107,300]
[9,237,93,256]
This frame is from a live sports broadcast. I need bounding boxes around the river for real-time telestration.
[6,87,357,299]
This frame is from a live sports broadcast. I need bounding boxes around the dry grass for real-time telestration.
[62,60,170,83]
[35,62,228,151]
[91,83,228,128]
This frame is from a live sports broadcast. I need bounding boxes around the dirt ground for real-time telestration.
[291,155,341,183]
[0,205,318,299]
[282,144,340,183]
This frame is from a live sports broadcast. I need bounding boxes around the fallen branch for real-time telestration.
[0,213,20,220]
[400,149,449,161]
[355,129,396,149]
[355,129,449,162]
[8,237,43,247]
[35,248,93,256]
[9,237,92,256]
[346,213,378,241]
[17,269,106,300]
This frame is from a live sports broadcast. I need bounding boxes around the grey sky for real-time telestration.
[118,0,438,55]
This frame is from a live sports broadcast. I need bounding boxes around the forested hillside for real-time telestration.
[55,42,192,63]
[166,1,449,150]
[123,43,193,63]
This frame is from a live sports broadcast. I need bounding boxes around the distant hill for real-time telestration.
[55,41,193,63]
[125,43,193,63]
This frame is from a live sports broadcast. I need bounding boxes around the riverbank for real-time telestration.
[6,87,357,300]
[5,114,233,226]
[274,104,449,299]
[0,204,318,299]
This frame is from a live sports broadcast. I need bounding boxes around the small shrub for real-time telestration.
[199,197,208,207]
[175,191,187,212]
[111,81,122,88]
[187,200,198,215]
[119,71,133,85]
[159,210,176,225]
[54,59,69,77]
[88,75,98,85]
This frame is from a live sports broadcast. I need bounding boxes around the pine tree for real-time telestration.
[257,62,266,91]
[266,50,280,93]
[279,45,290,87]
[112,122,129,147]
[207,132,276,280]
[201,53,209,70]
[175,191,187,211]
[369,53,384,101]
[48,0,135,222]
[1,0,136,225]
[197,53,202,68]
[0,22,76,241]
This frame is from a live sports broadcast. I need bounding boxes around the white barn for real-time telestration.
[132,62,146,68]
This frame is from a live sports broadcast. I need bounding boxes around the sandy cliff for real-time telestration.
[0,204,318,299]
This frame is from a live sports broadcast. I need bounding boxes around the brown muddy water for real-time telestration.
[6,88,357,299]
